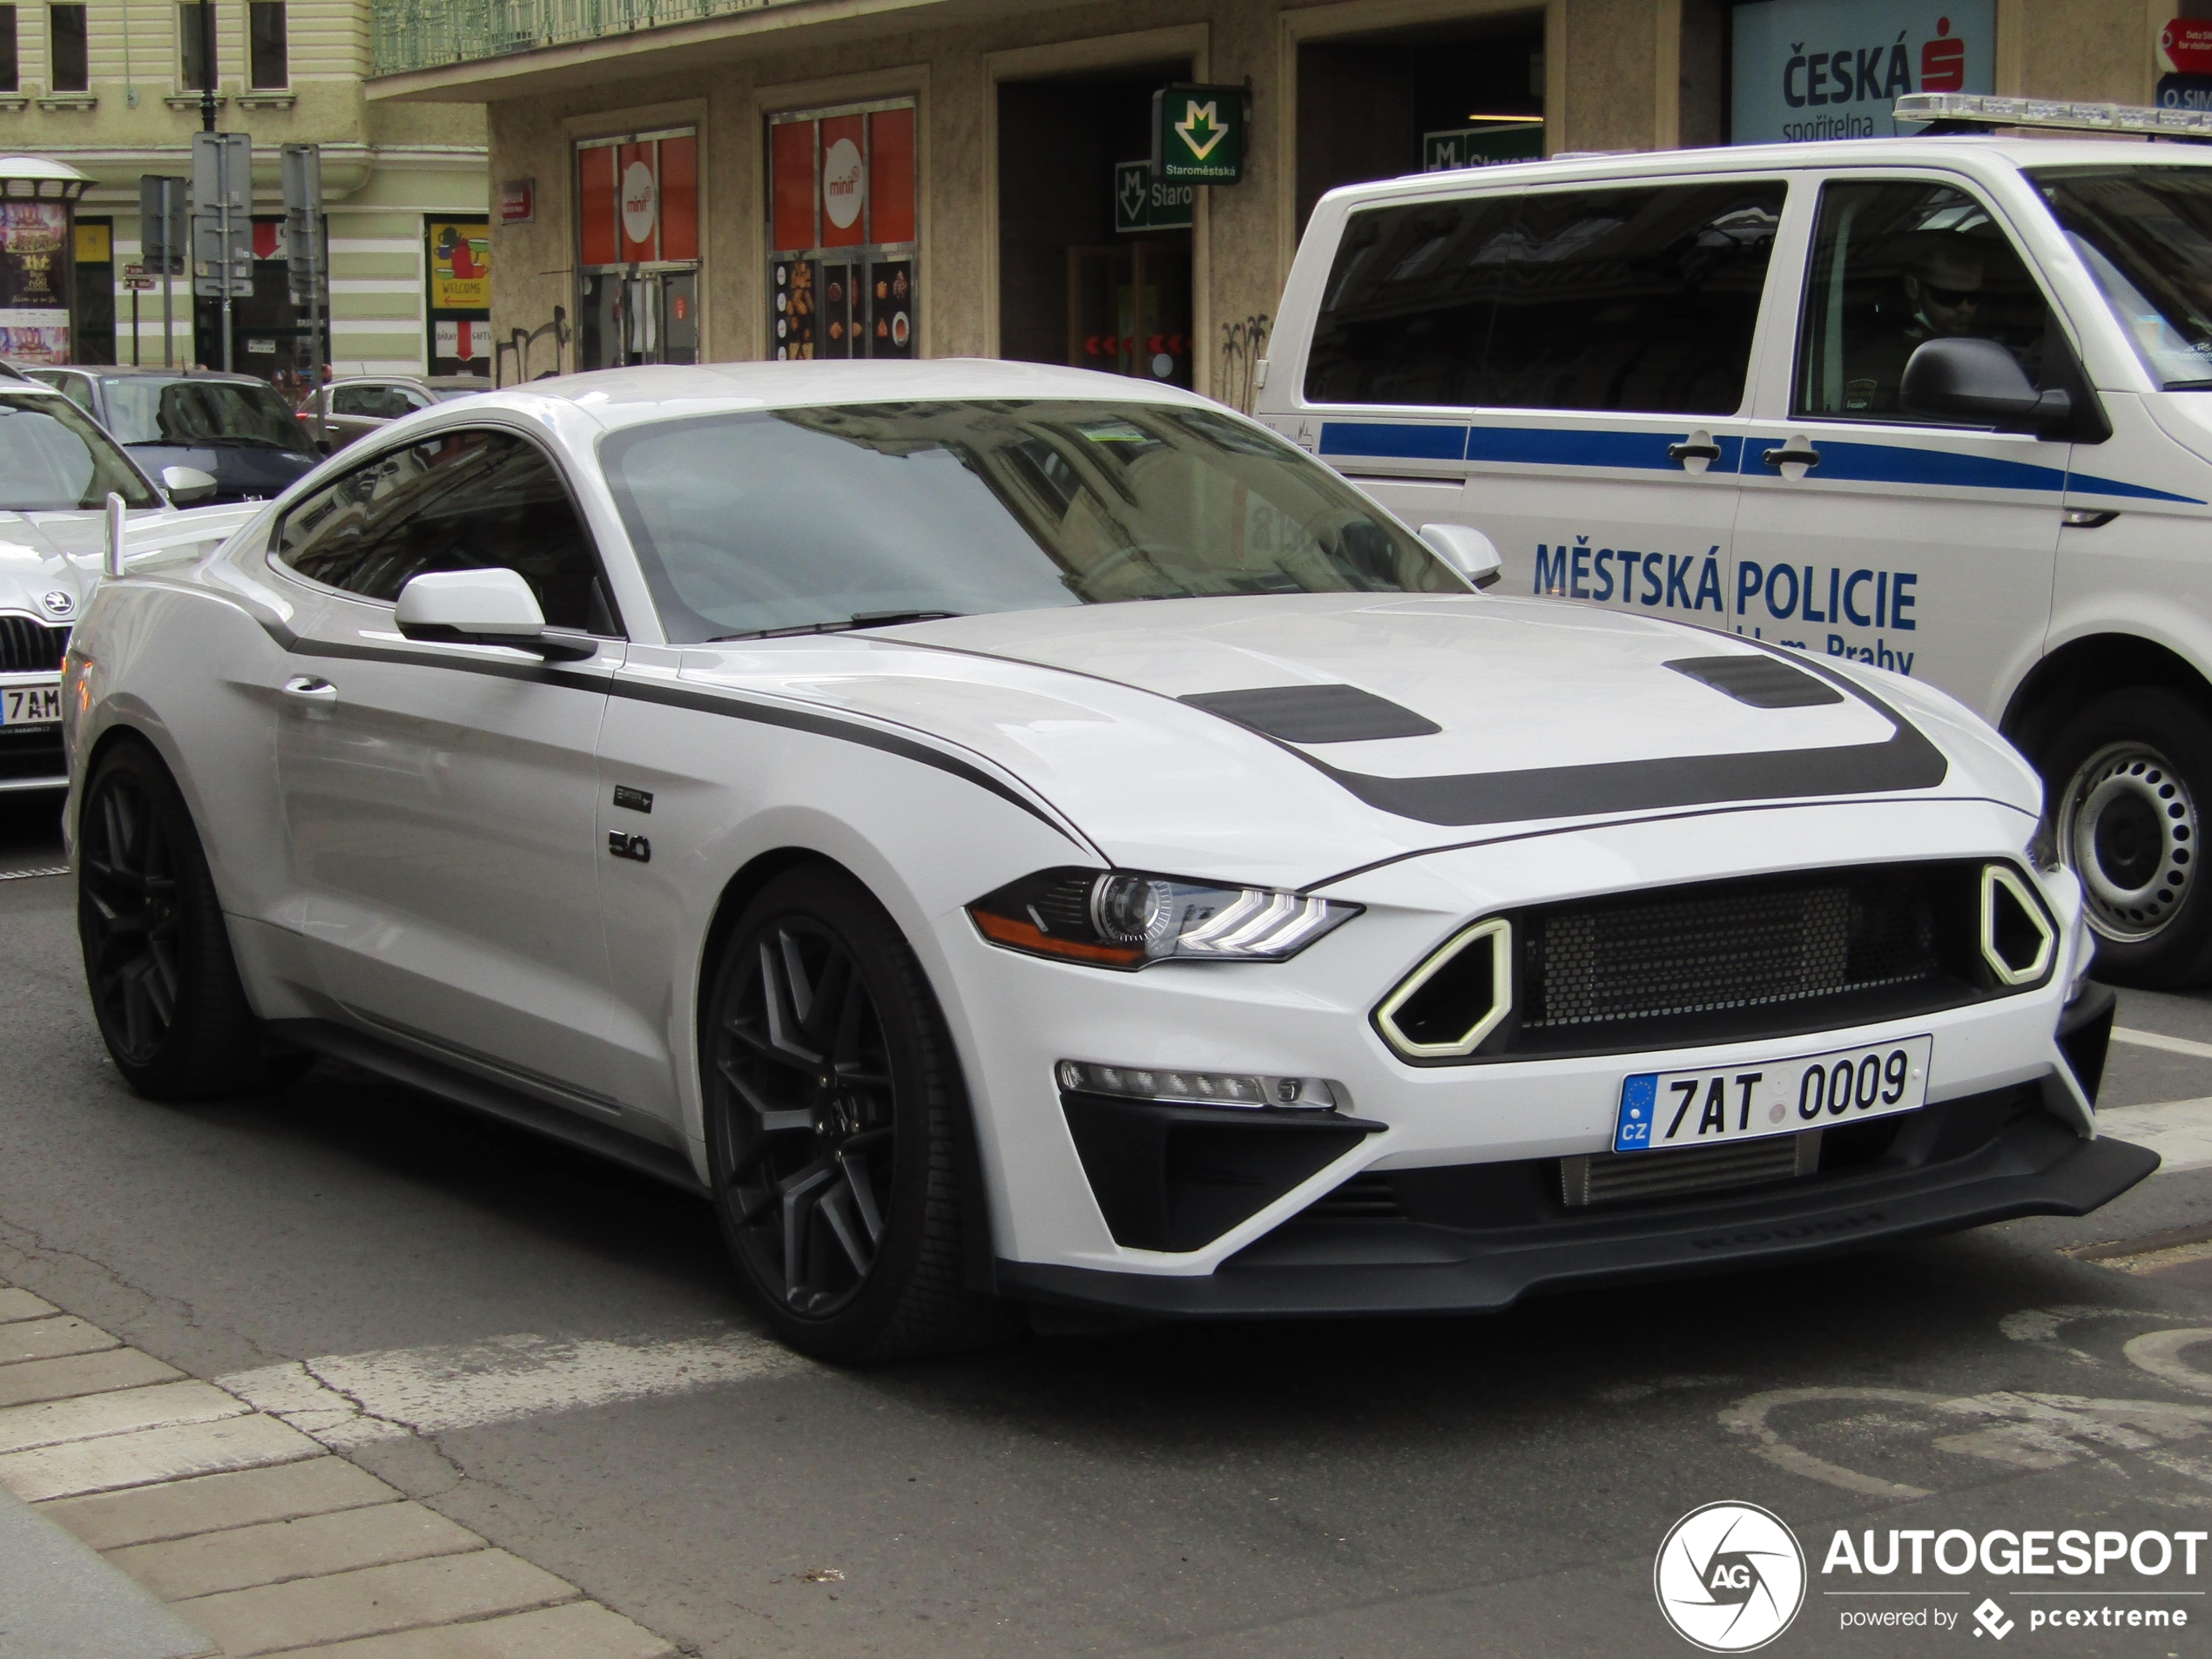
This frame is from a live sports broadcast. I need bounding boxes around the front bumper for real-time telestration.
[996,1088,2157,1318]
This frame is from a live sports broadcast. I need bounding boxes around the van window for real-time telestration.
[1795,180,2053,421]
[1302,181,1784,415]
[2028,165,2212,389]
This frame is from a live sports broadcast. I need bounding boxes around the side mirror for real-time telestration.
[395,568,598,661]
[161,465,217,505]
[1900,337,2074,435]
[1420,522,1504,590]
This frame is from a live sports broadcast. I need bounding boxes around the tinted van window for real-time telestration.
[274,429,616,632]
[1303,181,1784,415]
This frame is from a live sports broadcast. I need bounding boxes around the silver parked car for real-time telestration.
[303,374,489,453]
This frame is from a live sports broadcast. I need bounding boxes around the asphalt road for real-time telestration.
[7,790,2212,1658]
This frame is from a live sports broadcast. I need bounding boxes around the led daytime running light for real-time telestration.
[1056,1059,1339,1110]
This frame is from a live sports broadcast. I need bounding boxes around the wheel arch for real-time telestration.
[2001,633,2212,766]
[692,846,1000,1295]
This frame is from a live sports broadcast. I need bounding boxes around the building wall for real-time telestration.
[446,0,2188,399]
[8,0,485,372]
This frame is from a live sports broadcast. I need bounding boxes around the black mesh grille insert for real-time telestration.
[1525,868,1944,1031]
[0,615,66,673]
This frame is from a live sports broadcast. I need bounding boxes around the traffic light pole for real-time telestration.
[159,178,174,368]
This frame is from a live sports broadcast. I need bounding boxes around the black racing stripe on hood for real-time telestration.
[1293,658,1946,826]
[1179,683,1440,743]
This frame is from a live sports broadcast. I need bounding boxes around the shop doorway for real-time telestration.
[578,270,698,371]
[575,129,701,371]
[1296,13,1544,238]
[997,64,1194,390]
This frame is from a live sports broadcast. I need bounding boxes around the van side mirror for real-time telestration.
[1901,337,2074,436]
[1420,523,1504,590]
[395,567,598,660]
[160,465,217,505]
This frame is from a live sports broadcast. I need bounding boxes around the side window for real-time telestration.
[1303,181,1784,415]
[330,385,381,418]
[30,371,94,415]
[274,429,618,634]
[1795,179,2053,421]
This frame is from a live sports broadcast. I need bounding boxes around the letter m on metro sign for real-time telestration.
[1153,84,1247,185]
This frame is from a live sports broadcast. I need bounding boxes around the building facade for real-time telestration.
[364,0,2188,404]
[10,0,484,375]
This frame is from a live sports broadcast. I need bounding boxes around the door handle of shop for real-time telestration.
[280,676,336,702]
[1761,443,1823,470]
[1667,440,1722,464]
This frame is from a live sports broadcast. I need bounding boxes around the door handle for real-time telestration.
[1667,440,1723,465]
[281,676,336,702]
[1761,443,1823,471]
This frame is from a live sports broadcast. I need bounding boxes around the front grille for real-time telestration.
[1298,1173,1405,1222]
[0,725,64,782]
[1527,870,1940,1030]
[1560,1130,1820,1207]
[0,613,67,673]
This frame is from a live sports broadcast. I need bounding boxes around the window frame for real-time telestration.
[1786,171,2073,431]
[1298,172,1791,421]
[46,1,84,92]
[177,0,213,92]
[265,420,630,639]
[0,7,20,94]
[246,0,285,89]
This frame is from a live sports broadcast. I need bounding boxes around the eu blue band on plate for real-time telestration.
[1615,1072,1657,1154]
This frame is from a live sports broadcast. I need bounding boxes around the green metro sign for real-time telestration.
[1152,84,1247,185]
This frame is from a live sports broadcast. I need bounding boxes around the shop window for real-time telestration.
[576,127,700,371]
[47,3,84,91]
[179,0,214,91]
[765,98,916,360]
[249,1,286,88]
[1303,180,1784,415]
[0,9,22,92]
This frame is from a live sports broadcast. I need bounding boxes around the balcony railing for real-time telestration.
[373,0,812,76]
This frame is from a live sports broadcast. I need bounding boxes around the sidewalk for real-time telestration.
[0,1284,674,1657]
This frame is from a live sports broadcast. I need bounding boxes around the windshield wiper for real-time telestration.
[707,610,964,643]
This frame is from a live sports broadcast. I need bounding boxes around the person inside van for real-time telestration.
[1835,228,2041,415]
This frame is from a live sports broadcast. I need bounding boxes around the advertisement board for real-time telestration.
[1730,0,1993,145]
[0,202,70,362]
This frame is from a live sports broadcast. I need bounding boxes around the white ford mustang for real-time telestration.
[62,361,2151,1359]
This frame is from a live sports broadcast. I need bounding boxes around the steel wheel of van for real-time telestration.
[2046,688,2212,986]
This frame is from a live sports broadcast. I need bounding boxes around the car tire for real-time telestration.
[702,863,1012,1362]
[77,738,300,1099]
[2041,687,2212,987]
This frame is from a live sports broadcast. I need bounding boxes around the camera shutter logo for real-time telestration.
[1653,1501,1805,1652]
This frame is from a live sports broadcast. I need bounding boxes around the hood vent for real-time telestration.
[1182,683,1441,745]
[1665,654,1844,709]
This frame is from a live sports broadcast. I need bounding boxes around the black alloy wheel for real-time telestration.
[78,739,293,1098]
[2042,686,2212,987]
[704,863,1008,1360]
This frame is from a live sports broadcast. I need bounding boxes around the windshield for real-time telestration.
[2031,165,2212,388]
[0,391,159,510]
[100,377,301,447]
[599,400,1461,643]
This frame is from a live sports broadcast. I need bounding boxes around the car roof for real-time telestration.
[83,366,273,387]
[474,359,1229,433]
[1312,134,2212,211]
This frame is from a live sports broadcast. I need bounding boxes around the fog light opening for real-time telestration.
[1374,917,1513,1060]
[1981,864,2056,985]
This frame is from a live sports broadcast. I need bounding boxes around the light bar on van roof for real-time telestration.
[1895,91,2212,139]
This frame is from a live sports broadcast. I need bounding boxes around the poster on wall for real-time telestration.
[1730,0,1994,145]
[766,98,916,361]
[0,202,69,362]
[426,216,492,376]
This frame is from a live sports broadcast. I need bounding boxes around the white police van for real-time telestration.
[1257,94,2212,987]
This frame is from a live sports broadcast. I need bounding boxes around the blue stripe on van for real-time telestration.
[1317,421,1466,462]
[1315,419,2205,505]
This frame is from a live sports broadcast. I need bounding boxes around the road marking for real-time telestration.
[2097,1096,2212,1172]
[2113,1026,2212,1062]
[215,1331,812,1450]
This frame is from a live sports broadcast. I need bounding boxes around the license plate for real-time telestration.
[0,682,59,726]
[1613,1035,1932,1154]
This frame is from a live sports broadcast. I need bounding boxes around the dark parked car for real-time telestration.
[24,367,320,505]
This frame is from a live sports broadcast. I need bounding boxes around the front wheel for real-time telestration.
[702,864,1010,1361]
[77,739,297,1098]
[2042,687,2212,987]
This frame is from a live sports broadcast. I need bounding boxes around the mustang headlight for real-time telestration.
[968,867,1359,969]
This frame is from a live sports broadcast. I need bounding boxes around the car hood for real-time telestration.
[0,503,260,623]
[678,593,2040,887]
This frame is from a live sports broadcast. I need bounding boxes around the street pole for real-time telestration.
[160,178,173,368]
[219,182,232,373]
[131,287,138,366]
